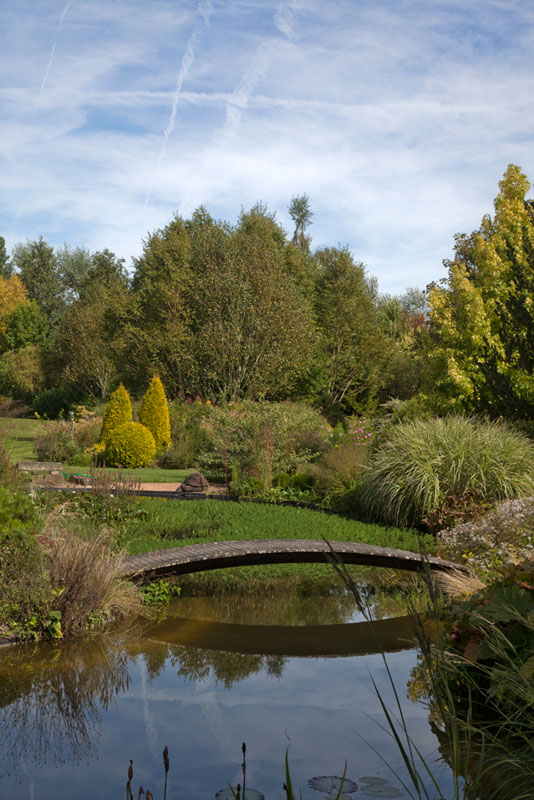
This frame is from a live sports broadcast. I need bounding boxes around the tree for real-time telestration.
[129,216,193,397]
[425,164,534,419]
[138,376,171,451]
[187,204,317,400]
[0,346,44,401]
[315,247,391,414]
[289,194,313,249]
[11,238,64,326]
[100,383,132,444]
[0,237,11,279]
[0,301,48,354]
[52,250,129,400]
[0,274,28,334]
[55,244,94,302]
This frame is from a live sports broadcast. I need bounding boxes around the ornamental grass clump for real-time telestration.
[104,422,156,468]
[358,415,534,528]
[100,383,132,444]
[138,376,171,452]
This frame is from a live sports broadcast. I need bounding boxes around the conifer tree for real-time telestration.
[100,383,132,443]
[138,376,171,451]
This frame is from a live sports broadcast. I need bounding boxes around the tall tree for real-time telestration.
[129,216,193,397]
[188,204,316,400]
[289,194,313,249]
[11,237,64,326]
[56,244,94,301]
[425,164,534,419]
[0,237,11,279]
[53,251,129,400]
[315,247,391,414]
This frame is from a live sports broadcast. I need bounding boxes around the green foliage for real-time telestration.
[33,387,73,419]
[0,344,44,400]
[358,415,534,528]
[34,420,80,462]
[0,235,11,278]
[425,164,534,420]
[140,579,181,605]
[315,247,391,416]
[100,383,132,443]
[198,400,329,486]
[0,300,48,353]
[11,237,65,327]
[0,488,52,638]
[139,376,171,451]
[104,421,156,468]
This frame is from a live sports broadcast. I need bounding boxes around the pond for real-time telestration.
[0,587,457,799]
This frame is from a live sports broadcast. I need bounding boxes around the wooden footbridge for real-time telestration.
[118,539,464,582]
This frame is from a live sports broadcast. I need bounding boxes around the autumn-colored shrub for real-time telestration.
[104,422,156,468]
[138,376,171,452]
[100,383,132,444]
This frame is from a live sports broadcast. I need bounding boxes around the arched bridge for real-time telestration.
[118,539,464,582]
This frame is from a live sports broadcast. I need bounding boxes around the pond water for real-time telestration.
[0,589,456,799]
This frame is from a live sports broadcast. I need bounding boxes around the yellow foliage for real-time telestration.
[100,383,132,444]
[138,376,171,451]
[0,274,29,333]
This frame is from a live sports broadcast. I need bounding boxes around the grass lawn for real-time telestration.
[0,418,193,482]
[62,465,194,483]
[117,497,435,588]
[0,417,43,461]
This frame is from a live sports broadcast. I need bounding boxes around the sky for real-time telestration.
[2,0,534,294]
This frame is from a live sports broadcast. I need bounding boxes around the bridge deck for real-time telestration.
[118,539,464,581]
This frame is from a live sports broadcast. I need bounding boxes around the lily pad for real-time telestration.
[215,788,264,800]
[308,775,358,794]
[360,786,403,798]
[359,778,389,786]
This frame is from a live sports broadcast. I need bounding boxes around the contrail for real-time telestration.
[144,32,198,208]
[144,0,212,209]
[39,2,72,98]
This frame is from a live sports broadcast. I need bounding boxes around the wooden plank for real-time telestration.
[118,539,465,581]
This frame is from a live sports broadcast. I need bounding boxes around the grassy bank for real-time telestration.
[112,496,435,589]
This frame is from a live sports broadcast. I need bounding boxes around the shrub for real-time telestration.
[32,387,73,420]
[199,400,329,486]
[35,420,80,463]
[437,497,534,576]
[358,415,534,528]
[100,383,132,444]
[0,488,51,637]
[104,422,156,468]
[138,376,171,452]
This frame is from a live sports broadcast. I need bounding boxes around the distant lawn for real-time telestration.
[0,418,195,482]
[63,465,194,483]
[0,417,43,461]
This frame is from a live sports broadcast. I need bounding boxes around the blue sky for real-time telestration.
[2,0,534,293]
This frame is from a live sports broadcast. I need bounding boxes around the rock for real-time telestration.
[174,484,183,493]
[68,474,92,486]
[17,461,63,474]
[181,472,209,492]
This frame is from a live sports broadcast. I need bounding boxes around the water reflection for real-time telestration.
[0,590,448,799]
[0,635,129,772]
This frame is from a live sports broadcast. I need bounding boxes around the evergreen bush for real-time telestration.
[104,422,156,468]
[138,376,171,452]
[100,383,132,444]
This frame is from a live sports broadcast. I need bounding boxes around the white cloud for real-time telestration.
[1,0,534,292]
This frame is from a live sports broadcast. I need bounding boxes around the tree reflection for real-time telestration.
[0,635,130,773]
[169,646,285,688]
